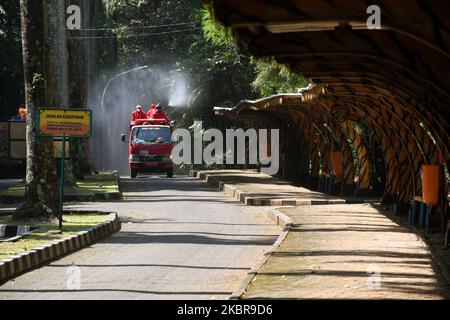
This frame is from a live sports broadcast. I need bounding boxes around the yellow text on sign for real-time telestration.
[38,109,92,137]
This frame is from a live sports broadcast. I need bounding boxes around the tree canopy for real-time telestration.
[0,1,23,119]
[0,1,308,123]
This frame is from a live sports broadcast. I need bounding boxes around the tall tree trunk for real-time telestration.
[15,0,70,220]
[67,0,92,179]
[45,0,75,187]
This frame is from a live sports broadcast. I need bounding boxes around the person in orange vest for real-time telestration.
[18,107,27,120]
[151,103,170,123]
[131,105,147,123]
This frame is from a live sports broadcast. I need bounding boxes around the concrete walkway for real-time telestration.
[197,170,343,205]
[198,170,450,299]
[243,204,450,299]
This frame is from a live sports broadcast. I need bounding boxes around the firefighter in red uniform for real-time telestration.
[131,105,147,123]
[150,103,170,123]
[147,103,157,118]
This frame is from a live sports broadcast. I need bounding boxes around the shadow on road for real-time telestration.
[120,217,273,227]
[120,176,216,193]
[46,263,251,271]
[102,231,278,246]
[0,288,232,296]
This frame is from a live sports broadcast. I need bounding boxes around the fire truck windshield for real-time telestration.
[132,127,170,145]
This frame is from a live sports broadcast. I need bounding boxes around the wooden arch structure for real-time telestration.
[209,0,449,231]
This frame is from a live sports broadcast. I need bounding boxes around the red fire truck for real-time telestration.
[122,118,174,179]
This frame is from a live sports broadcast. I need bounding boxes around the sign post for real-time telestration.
[59,134,66,230]
[37,108,92,230]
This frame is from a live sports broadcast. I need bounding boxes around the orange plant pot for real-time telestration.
[331,151,344,178]
[421,165,440,205]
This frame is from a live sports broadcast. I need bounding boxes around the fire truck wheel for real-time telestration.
[131,169,138,179]
[166,169,174,178]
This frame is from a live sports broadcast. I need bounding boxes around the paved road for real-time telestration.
[0,175,279,300]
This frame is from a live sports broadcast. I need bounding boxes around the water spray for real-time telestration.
[100,65,149,111]
[91,65,189,174]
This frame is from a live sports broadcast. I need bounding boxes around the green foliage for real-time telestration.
[178,7,255,129]
[352,121,385,193]
[197,6,309,99]
[103,0,129,15]
[199,7,234,46]
[252,59,309,96]
[100,2,308,129]
[1,0,308,124]
[0,0,23,120]
[103,0,202,68]
[0,6,6,39]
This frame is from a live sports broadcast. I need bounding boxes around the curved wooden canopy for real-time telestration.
[209,0,449,227]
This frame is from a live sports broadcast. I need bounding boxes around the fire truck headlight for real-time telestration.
[129,154,140,162]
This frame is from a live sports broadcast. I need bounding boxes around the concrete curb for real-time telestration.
[114,171,123,195]
[0,212,121,284]
[229,208,293,300]
[194,170,373,207]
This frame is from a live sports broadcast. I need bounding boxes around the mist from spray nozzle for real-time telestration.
[168,72,188,108]
[89,66,189,174]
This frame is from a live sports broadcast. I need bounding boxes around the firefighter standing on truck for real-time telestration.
[147,103,156,117]
[131,105,147,123]
[149,103,170,123]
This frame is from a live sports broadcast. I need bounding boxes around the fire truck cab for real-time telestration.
[122,118,174,179]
